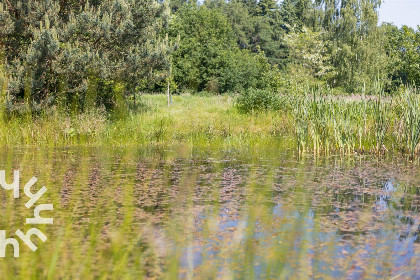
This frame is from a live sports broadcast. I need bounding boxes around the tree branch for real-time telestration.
[4,0,16,14]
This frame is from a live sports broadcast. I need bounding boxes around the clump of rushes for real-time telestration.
[333,103,357,154]
[397,86,420,159]
[309,90,331,155]
[292,90,372,155]
[373,80,390,154]
[293,97,309,154]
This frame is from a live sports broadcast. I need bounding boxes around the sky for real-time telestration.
[379,0,420,28]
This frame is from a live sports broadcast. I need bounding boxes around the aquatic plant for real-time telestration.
[398,86,420,158]
[293,97,310,154]
[308,90,331,154]
[1,90,420,159]
[373,81,390,153]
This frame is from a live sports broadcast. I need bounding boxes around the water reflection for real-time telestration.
[0,147,418,279]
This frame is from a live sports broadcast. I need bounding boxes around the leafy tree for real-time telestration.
[170,0,196,13]
[169,5,236,91]
[285,27,334,79]
[312,0,388,91]
[384,25,420,87]
[257,0,277,16]
[249,11,287,66]
[0,0,171,112]
[204,0,287,66]
[221,1,254,49]
[170,5,276,92]
[280,0,314,32]
[237,0,259,16]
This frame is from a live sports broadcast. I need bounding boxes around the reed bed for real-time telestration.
[0,86,420,158]
[285,85,418,158]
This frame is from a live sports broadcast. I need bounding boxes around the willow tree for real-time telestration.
[313,0,388,91]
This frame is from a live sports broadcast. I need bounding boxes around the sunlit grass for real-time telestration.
[0,94,294,150]
[1,86,420,158]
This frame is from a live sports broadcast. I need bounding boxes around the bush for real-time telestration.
[220,48,280,93]
[236,88,282,113]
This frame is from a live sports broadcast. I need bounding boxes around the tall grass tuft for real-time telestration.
[309,90,331,154]
[398,86,420,159]
[293,97,309,154]
[373,80,389,153]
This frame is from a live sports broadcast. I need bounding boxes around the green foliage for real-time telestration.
[170,5,276,93]
[373,81,390,152]
[3,92,420,159]
[236,88,282,113]
[317,0,389,91]
[169,5,234,92]
[204,0,288,66]
[284,27,334,79]
[0,0,171,113]
[0,0,417,119]
[384,25,420,88]
[396,86,420,158]
[280,0,314,31]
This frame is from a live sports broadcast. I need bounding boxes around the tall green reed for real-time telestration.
[373,80,390,153]
[309,90,331,154]
[332,103,358,154]
[398,86,420,158]
[292,89,371,155]
[293,97,309,154]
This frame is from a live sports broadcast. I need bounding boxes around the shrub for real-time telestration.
[236,88,282,113]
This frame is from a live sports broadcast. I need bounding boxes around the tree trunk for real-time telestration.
[167,80,170,107]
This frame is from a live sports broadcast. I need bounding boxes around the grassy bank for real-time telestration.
[1,87,420,158]
[0,94,294,149]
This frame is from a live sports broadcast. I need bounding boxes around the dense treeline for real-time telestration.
[0,0,171,114]
[0,0,419,114]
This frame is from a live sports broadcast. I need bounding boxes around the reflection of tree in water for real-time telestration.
[270,159,419,248]
[1,149,419,278]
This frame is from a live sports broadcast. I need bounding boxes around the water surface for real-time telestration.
[0,147,418,279]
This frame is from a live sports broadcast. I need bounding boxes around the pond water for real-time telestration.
[0,147,419,279]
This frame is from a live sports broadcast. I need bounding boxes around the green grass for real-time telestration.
[0,94,295,150]
[1,89,419,278]
[1,86,420,158]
